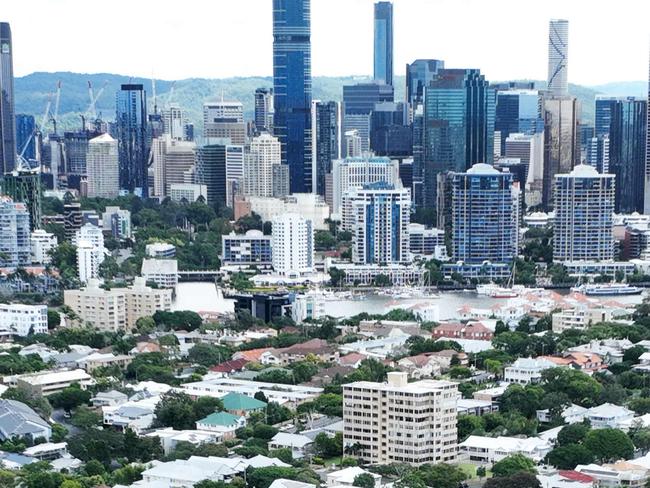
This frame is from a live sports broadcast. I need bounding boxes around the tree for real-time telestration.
[313,432,343,458]
[70,406,102,429]
[491,454,537,477]
[83,459,106,477]
[541,368,602,407]
[372,274,391,287]
[47,310,61,330]
[188,343,232,367]
[154,391,197,430]
[457,415,484,440]
[584,428,635,462]
[245,466,320,488]
[329,267,346,287]
[629,398,650,415]
[135,316,156,335]
[353,473,376,488]
[501,384,544,418]
[557,423,590,447]
[47,384,91,413]
[60,481,83,488]
[484,472,541,488]
[544,444,594,469]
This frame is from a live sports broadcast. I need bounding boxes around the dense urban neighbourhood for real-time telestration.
[0,0,648,485]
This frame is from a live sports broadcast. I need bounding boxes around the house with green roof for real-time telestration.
[196,411,246,439]
[221,392,267,416]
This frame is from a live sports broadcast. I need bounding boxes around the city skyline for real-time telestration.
[2,0,649,86]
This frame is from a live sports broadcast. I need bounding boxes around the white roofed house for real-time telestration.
[269,432,314,459]
[14,369,94,396]
[503,357,558,385]
[0,400,51,442]
[459,435,552,465]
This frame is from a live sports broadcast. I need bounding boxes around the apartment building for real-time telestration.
[0,304,48,336]
[343,372,458,466]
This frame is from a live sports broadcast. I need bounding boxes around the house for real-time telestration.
[210,358,250,375]
[13,369,94,396]
[338,352,367,368]
[582,403,635,429]
[222,392,267,416]
[537,404,588,424]
[277,339,339,365]
[425,349,469,371]
[503,357,558,384]
[339,335,410,359]
[76,352,133,372]
[232,347,274,363]
[473,385,508,403]
[269,432,314,459]
[91,390,128,407]
[146,428,223,455]
[23,442,69,461]
[457,399,499,416]
[568,339,634,364]
[537,470,595,488]
[270,480,317,488]
[539,353,605,373]
[0,400,51,441]
[326,466,381,487]
[575,462,649,487]
[129,342,161,355]
[308,366,354,387]
[196,411,245,439]
[102,392,161,434]
[459,435,552,465]
[432,321,494,341]
[0,451,37,470]
[396,354,442,379]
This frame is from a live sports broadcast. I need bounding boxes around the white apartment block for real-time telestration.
[343,372,458,466]
[503,357,558,385]
[86,134,119,198]
[246,193,331,231]
[74,223,104,249]
[163,138,196,196]
[64,278,172,331]
[14,369,94,396]
[30,230,57,265]
[0,304,48,336]
[169,183,208,203]
[552,307,615,333]
[77,240,104,283]
[244,133,281,198]
[331,156,401,218]
[141,259,179,289]
[271,213,314,276]
[102,207,132,239]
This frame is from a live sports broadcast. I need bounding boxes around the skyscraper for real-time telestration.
[0,197,30,268]
[553,164,614,263]
[273,0,313,193]
[2,169,41,231]
[196,144,227,210]
[254,88,274,135]
[86,134,119,198]
[0,23,15,175]
[450,164,519,265]
[373,1,393,87]
[312,101,341,196]
[344,183,411,265]
[343,82,394,153]
[495,89,543,153]
[271,213,314,276]
[369,102,411,157]
[646,50,650,213]
[541,95,579,208]
[405,59,445,109]
[15,114,35,161]
[115,84,148,197]
[606,97,647,213]
[423,69,496,208]
[244,133,281,198]
[547,19,569,96]
[203,101,246,145]
[162,104,185,141]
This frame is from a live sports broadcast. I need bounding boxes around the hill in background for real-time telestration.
[14,71,646,134]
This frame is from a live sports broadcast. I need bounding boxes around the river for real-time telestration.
[173,282,646,321]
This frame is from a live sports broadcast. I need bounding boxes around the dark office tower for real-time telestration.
[196,144,227,210]
[273,0,312,194]
[64,128,102,176]
[405,59,444,108]
[370,102,411,157]
[254,88,274,135]
[541,96,579,209]
[495,89,543,153]
[115,84,148,198]
[412,106,425,207]
[422,69,496,208]
[2,169,41,230]
[0,23,16,174]
[374,2,393,87]
[646,52,650,213]
[608,97,647,213]
[313,101,341,196]
[342,82,394,152]
[15,115,35,161]
[595,96,618,137]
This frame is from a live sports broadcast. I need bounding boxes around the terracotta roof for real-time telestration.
[234,348,273,362]
[339,353,367,365]
[210,358,250,373]
[280,339,333,355]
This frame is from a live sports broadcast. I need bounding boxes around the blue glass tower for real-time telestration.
[273,0,312,194]
[405,59,444,108]
[495,89,543,153]
[0,23,16,174]
[115,84,148,197]
[423,69,496,208]
[373,2,393,87]
[15,114,35,161]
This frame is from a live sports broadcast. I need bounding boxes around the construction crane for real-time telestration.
[18,91,53,159]
[50,80,62,135]
[85,80,108,122]
[166,81,176,108]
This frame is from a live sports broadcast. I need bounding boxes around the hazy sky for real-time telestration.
[4,0,649,85]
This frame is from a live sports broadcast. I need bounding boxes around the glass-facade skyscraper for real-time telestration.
[196,144,227,210]
[0,23,16,174]
[15,114,36,162]
[547,19,569,96]
[422,69,495,208]
[405,59,444,109]
[312,101,341,197]
[373,2,393,87]
[115,84,148,197]
[495,89,543,153]
[273,0,313,194]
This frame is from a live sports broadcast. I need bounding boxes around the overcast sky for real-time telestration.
[4,0,649,85]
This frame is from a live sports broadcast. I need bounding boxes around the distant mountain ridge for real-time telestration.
[13,71,647,133]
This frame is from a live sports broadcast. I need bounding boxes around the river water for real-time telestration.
[173,282,645,321]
